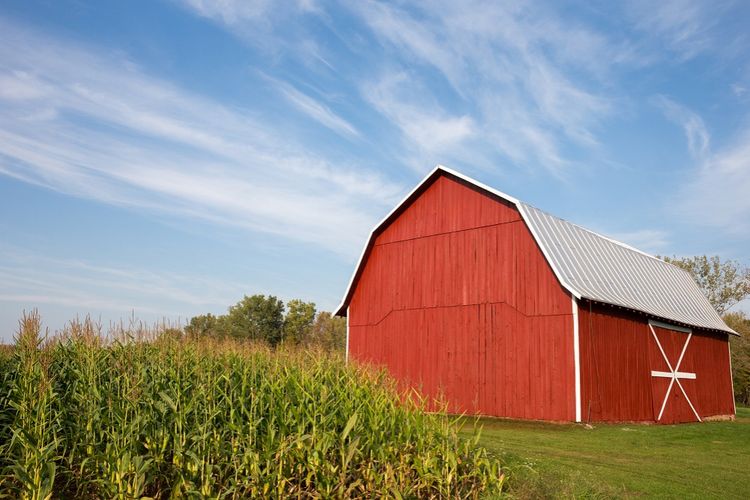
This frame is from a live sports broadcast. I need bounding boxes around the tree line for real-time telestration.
[184,295,345,350]
[661,255,750,405]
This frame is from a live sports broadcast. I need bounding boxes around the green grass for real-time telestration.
[467,408,750,499]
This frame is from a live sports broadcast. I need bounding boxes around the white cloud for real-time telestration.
[175,0,321,57]
[180,0,319,24]
[178,0,275,25]
[362,71,477,170]
[0,70,53,100]
[350,1,614,175]
[173,0,749,184]
[731,83,748,97]
[626,0,723,60]
[676,126,750,233]
[0,18,403,258]
[654,95,710,160]
[651,95,750,235]
[270,77,360,137]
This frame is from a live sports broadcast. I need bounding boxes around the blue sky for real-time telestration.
[1,0,749,340]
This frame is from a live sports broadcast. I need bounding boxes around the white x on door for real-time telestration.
[648,321,701,424]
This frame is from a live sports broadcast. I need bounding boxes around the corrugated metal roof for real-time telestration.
[336,166,736,335]
[518,203,736,334]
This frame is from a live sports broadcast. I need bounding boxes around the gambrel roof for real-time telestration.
[336,166,737,335]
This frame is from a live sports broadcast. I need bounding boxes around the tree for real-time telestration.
[308,312,346,351]
[283,300,316,345]
[183,295,347,350]
[660,255,750,314]
[184,313,221,338]
[724,312,750,405]
[224,295,285,345]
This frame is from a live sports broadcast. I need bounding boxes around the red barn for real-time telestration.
[335,166,737,424]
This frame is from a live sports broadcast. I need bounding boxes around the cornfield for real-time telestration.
[0,312,503,498]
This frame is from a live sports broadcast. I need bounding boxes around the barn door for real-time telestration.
[647,321,701,424]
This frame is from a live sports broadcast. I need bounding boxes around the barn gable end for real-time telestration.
[347,174,576,420]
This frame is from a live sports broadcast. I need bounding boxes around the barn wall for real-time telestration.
[578,302,734,422]
[348,175,575,421]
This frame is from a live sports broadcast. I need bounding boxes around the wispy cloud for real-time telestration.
[626,0,725,60]
[175,0,322,60]
[654,95,710,160]
[0,244,249,318]
[180,0,321,24]
[362,71,478,171]
[269,77,360,138]
[173,0,750,189]
[178,0,276,25]
[179,0,623,176]
[676,125,750,233]
[651,95,750,234]
[0,18,403,258]
[731,83,748,98]
[349,1,615,175]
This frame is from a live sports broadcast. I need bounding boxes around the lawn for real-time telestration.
[468,407,750,499]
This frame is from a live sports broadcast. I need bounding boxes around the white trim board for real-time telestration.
[648,319,692,334]
[572,296,582,423]
[728,342,736,416]
[651,370,696,379]
[345,307,350,364]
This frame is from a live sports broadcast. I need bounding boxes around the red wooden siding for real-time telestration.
[577,304,654,422]
[670,329,734,419]
[376,175,522,245]
[348,176,575,421]
[579,302,734,422]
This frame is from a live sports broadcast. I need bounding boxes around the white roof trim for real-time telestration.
[336,165,577,315]
[434,164,519,205]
